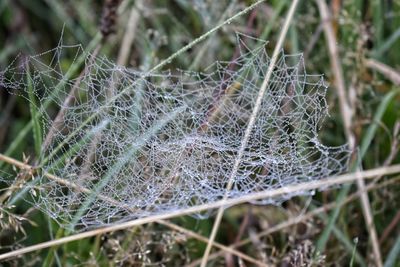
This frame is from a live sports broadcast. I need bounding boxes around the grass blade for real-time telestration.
[383,233,400,267]
[316,88,400,251]
[68,104,187,231]
[1,164,400,261]
[0,33,102,169]
[26,65,43,157]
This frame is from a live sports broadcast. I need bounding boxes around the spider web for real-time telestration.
[0,35,350,230]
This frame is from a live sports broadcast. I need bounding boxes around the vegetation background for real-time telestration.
[0,0,399,266]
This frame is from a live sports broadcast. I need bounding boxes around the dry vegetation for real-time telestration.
[0,0,400,266]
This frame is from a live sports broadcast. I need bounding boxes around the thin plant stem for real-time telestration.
[0,153,266,265]
[7,154,397,266]
[365,58,400,85]
[157,220,270,267]
[117,0,142,66]
[188,0,238,70]
[38,0,268,166]
[41,45,102,152]
[200,0,300,265]
[187,175,400,267]
[316,0,354,149]
[150,0,267,73]
[317,1,383,265]
[1,152,399,261]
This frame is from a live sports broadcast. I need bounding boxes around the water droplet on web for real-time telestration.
[0,34,350,229]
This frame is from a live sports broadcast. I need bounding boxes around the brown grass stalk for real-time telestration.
[158,220,270,267]
[188,175,400,266]
[116,0,142,66]
[0,153,266,266]
[316,0,354,149]
[42,45,102,151]
[317,1,382,266]
[0,152,399,261]
[365,58,400,86]
[200,0,300,265]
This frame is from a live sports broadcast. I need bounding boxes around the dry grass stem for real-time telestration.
[149,0,267,72]
[317,1,382,266]
[158,220,270,267]
[0,153,399,261]
[188,175,400,266]
[365,58,400,85]
[0,153,267,265]
[42,45,102,151]
[200,0,300,265]
[355,170,383,267]
[380,210,400,244]
[316,0,354,148]
[116,0,142,66]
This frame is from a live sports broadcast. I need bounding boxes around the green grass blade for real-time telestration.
[0,33,102,169]
[260,0,288,40]
[332,227,366,267]
[7,119,110,206]
[68,104,187,231]
[349,237,358,267]
[313,203,367,267]
[383,233,400,267]
[42,223,63,267]
[317,88,400,252]
[149,0,267,73]
[45,119,111,172]
[373,28,400,59]
[0,121,33,168]
[26,66,43,157]
[360,88,400,158]
[372,0,384,51]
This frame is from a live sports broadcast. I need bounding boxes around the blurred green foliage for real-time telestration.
[0,0,399,266]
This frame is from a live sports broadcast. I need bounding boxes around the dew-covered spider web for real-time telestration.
[0,35,350,230]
